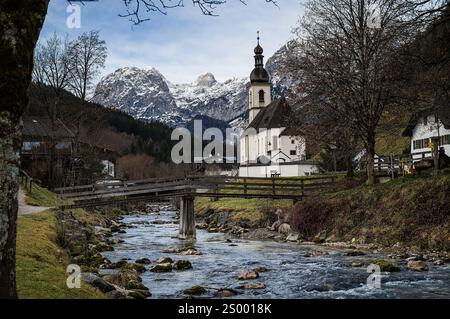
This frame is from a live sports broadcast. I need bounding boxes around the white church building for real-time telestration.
[239,35,319,178]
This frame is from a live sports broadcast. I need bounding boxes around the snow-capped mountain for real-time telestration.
[93,44,298,130]
[93,67,177,121]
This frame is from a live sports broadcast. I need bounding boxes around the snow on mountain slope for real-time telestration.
[93,67,177,121]
[93,44,298,130]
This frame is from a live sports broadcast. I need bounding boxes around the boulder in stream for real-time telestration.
[217,289,238,298]
[407,260,429,272]
[374,260,401,272]
[135,258,151,265]
[238,283,266,290]
[156,256,174,264]
[238,271,259,280]
[184,285,206,295]
[173,260,193,270]
[150,263,173,273]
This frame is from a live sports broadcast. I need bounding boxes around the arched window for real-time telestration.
[259,90,265,103]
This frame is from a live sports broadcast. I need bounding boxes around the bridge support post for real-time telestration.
[179,196,196,240]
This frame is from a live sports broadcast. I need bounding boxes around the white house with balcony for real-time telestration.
[403,107,450,162]
[239,35,319,178]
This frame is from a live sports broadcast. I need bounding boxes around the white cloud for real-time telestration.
[40,0,304,84]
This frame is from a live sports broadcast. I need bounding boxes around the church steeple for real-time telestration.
[250,32,269,84]
[248,31,271,123]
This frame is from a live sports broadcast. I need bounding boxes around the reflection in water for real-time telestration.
[103,211,450,299]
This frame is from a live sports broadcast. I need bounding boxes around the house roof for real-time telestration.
[247,97,293,130]
[23,117,75,140]
[402,106,450,137]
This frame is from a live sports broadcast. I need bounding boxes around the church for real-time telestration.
[239,35,320,178]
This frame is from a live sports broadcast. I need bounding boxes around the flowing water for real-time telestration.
[102,209,450,299]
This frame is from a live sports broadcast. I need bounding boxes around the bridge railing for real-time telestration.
[56,175,336,208]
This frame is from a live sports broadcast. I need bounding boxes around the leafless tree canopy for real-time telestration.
[120,0,278,24]
[286,0,447,184]
[67,31,107,102]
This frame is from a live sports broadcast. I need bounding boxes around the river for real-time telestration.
[102,209,450,299]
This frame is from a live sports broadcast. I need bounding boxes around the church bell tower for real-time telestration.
[248,32,271,123]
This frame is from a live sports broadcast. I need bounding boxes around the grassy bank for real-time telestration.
[17,185,104,299]
[290,174,450,251]
[195,197,291,227]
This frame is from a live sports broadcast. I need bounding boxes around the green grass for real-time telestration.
[195,197,291,227]
[23,182,60,207]
[194,175,338,226]
[16,210,105,299]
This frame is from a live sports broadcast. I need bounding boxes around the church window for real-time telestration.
[290,150,297,156]
[259,90,265,103]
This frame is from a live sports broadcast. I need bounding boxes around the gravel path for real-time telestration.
[18,188,52,216]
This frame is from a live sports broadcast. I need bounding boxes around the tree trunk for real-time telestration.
[345,154,354,178]
[0,118,21,299]
[0,0,49,298]
[366,134,376,185]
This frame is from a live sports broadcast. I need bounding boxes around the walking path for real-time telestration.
[18,188,52,216]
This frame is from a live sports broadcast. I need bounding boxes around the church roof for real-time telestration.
[247,97,293,130]
[250,67,269,83]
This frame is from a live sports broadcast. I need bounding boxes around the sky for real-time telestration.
[40,0,304,84]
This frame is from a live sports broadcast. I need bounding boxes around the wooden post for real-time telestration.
[179,195,196,240]
[432,137,439,177]
[390,154,395,180]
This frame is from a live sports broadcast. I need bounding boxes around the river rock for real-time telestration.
[407,260,429,272]
[286,233,301,242]
[81,273,116,293]
[254,267,270,273]
[351,261,364,268]
[374,260,401,272]
[173,260,193,270]
[278,223,291,235]
[129,289,152,299]
[313,230,328,243]
[150,263,173,273]
[238,283,266,290]
[156,257,173,264]
[103,269,147,291]
[238,271,259,280]
[180,249,202,256]
[184,285,206,295]
[196,223,208,229]
[217,289,238,298]
[135,258,151,265]
[434,259,444,266]
[162,247,179,253]
[106,290,128,299]
[346,250,366,257]
[122,263,146,273]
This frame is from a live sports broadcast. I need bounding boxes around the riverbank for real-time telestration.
[195,174,450,260]
[16,184,104,299]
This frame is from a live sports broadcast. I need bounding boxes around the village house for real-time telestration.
[239,35,319,177]
[403,107,450,162]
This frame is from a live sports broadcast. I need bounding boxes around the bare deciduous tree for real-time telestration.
[67,31,107,102]
[289,0,444,184]
[32,33,72,187]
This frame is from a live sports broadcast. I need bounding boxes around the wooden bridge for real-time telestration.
[55,175,336,239]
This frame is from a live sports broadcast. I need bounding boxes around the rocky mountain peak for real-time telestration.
[196,72,217,87]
